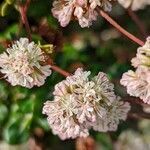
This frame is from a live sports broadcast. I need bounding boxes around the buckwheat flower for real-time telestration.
[120,66,150,104]
[52,0,114,27]
[77,8,98,28]
[117,0,150,11]
[115,130,150,150]
[106,99,130,130]
[43,95,90,140]
[43,68,130,140]
[0,38,51,88]
[93,97,130,131]
[43,69,97,140]
[131,37,150,68]
[92,72,116,105]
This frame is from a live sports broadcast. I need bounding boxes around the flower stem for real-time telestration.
[99,10,144,46]
[46,57,71,77]
[127,8,148,39]
[129,113,150,120]
[124,97,148,106]
[124,98,150,120]
[19,0,31,41]
[51,65,71,77]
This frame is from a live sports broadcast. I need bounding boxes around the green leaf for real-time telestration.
[47,15,58,29]
[3,123,30,144]
[0,24,19,40]
[11,87,29,101]
[63,43,79,60]
[0,2,9,17]
[96,133,113,150]
[0,104,8,124]
[3,103,33,144]
[36,118,50,131]
[19,95,35,113]
[0,81,9,101]
[20,114,33,132]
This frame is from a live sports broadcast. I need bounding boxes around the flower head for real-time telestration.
[131,37,150,68]
[0,38,52,88]
[52,0,114,27]
[120,37,150,104]
[93,97,130,132]
[43,68,130,140]
[117,0,150,11]
[120,67,150,104]
[115,130,149,150]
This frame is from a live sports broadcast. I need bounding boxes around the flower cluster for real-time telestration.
[121,37,150,104]
[115,130,149,150]
[117,0,150,11]
[52,0,114,28]
[43,68,130,140]
[0,38,52,88]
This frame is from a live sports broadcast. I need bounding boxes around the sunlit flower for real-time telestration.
[117,0,150,11]
[43,68,130,140]
[120,67,150,104]
[0,38,51,88]
[52,0,114,27]
[131,37,150,68]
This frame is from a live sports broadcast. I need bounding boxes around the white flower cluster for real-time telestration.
[52,0,114,28]
[0,38,52,88]
[121,37,150,104]
[117,0,150,11]
[43,68,130,140]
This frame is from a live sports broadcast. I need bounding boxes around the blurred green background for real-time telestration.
[0,0,150,149]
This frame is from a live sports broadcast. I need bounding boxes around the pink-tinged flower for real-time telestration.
[121,37,150,104]
[93,97,130,132]
[92,72,116,105]
[43,95,90,140]
[131,37,150,68]
[120,67,150,104]
[107,99,130,130]
[115,130,149,150]
[117,0,150,11]
[0,38,52,88]
[77,7,98,28]
[52,0,114,28]
[43,68,130,140]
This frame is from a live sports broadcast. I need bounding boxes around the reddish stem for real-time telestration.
[17,19,23,38]
[124,97,148,107]
[127,8,148,38]
[51,65,71,77]
[19,0,32,41]
[24,0,31,12]
[128,113,150,120]
[46,58,71,77]
[99,10,144,46]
